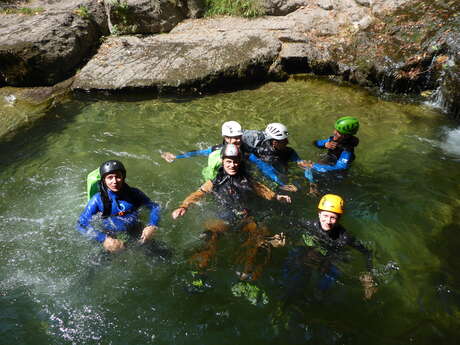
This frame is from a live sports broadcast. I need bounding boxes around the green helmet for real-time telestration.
[335,116,359,135]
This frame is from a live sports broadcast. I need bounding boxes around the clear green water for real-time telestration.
[1,76,460,345]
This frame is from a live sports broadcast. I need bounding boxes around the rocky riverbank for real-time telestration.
[0,0,459,137]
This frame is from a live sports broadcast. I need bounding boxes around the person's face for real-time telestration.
[271,138,288,150]
[222,157,240,175]
[318,210,340,231]
[333,130,345,141]
[104,171,124,192]
[224,136,242,147]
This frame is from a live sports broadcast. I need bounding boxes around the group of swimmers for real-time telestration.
[77,116,376,299]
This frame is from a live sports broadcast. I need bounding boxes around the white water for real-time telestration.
[440,127,460,159]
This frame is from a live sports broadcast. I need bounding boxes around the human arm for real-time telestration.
[313,137,333,149]
[132,188,161,227]
[252,181,291,203]
[76,195,108,243]
[347,234,377,299]
[162,146,216,163]
[131,188,161,243]
[248,153,284,185]
[311,150,353,173]
[172,180,213,219]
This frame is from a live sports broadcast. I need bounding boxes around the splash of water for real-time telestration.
[440,127,460,158]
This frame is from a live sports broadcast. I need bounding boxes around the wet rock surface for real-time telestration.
[72,31,282,91]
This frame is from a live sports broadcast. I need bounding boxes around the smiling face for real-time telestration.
[224,135,242,147]
[103,171,124,192]
[318,210,340,231]
[222,157,240,176]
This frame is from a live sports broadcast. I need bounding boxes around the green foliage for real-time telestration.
[204,0,265,18]
[0,7,44,15]
[109,0,138,35]
[74,5,90,19]
[111,0,130,13]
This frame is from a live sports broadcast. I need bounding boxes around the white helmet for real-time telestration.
[221,143,241,159]
[265,123,288,140]
[222,121,243,137]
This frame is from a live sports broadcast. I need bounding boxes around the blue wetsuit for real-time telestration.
[175,144,285,186]
[77,187,160,243]
[305,136,358,182]
[175,146,219,159]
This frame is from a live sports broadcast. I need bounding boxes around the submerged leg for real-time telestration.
[189,218,230,269]
[236,220,272,281]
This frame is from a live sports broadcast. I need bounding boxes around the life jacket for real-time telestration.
[86,168,101,201]
[211,166,253,212]
[201,144,252,182]
[255,141,296,173]
[320,136,359,165]
[202,146,223,181]
[242,130,266,153]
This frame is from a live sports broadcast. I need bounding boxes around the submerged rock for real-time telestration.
[0,78,73,140]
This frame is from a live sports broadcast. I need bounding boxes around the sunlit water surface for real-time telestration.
[1,77,460,345]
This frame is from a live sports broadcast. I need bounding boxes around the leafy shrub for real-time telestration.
[204,0,265,18]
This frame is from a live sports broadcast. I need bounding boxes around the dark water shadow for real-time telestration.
[0,100,87,169]
[0,286,52,345]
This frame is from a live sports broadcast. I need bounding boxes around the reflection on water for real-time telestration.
[0,76,459,345]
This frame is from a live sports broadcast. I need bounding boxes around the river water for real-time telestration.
[1,76,459,345]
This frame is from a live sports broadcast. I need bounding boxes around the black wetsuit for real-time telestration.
[211,166,255,220]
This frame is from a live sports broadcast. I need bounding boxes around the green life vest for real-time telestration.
[201,149,222,181]
[86,168,101,201]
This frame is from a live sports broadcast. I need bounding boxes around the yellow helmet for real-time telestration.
[318,194,344,214]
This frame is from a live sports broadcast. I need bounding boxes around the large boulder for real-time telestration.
[72,29,282,91]
[0,0,109,86]
[105,0,204,35]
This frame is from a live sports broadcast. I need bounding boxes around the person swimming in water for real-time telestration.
[303,116,360,194]
[269,194,377,300]
[171,144,291,286]
[161,121,297,191]
[77,160,160,253]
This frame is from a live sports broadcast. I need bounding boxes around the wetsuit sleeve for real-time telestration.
[248,153,285,186]
[289,149,302,163]
[76,194,107,243]
[347,234,373,271]
[312,150,353,173]
[179,180,213,208]
[314,137,331,148]
[132,188,161,227]
[175,147,214,159]
[251,181,276,200]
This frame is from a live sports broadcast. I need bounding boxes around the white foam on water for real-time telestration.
[440,127,460,158]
